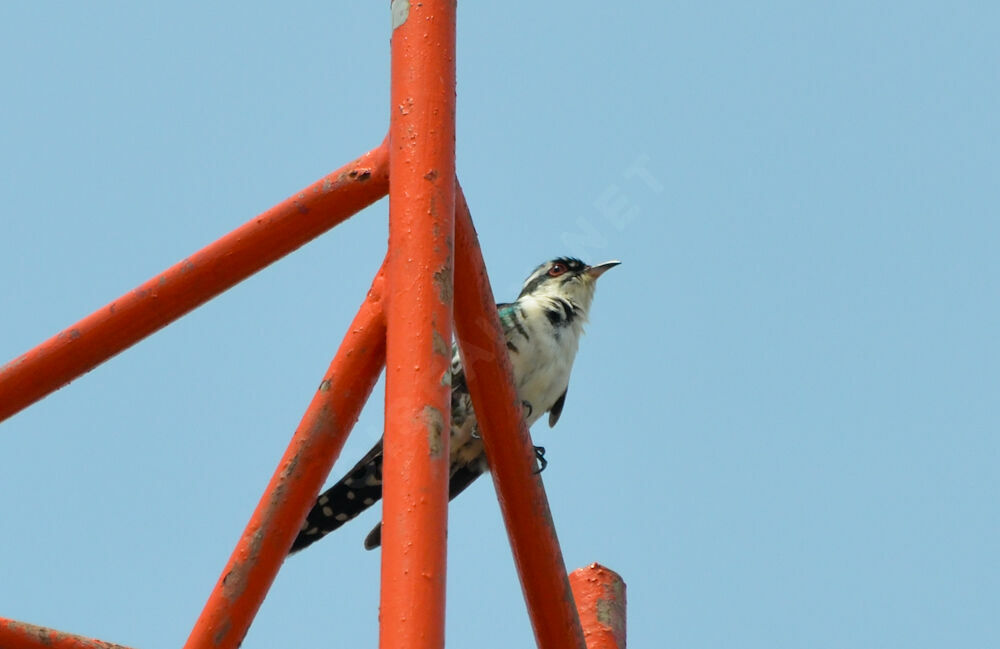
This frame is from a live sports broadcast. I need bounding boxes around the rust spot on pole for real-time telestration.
[221,561,248,600]
[213,620,231,647]
[433,267,453,304]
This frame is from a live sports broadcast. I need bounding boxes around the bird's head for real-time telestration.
[517,257,620,313]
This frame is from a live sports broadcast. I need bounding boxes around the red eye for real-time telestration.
[547,263,567,277]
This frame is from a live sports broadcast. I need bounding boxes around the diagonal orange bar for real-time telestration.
[570,564,627,649]
[182,262,389,649]
[452,184,588,649]
[380,0,456,647]
[0,618,134,649]
[0,142,389,425]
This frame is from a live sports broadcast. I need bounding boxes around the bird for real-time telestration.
[289,256,619,553]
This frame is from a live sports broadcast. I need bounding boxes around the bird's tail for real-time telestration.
[289,440,384,554]
[289,439,490,554]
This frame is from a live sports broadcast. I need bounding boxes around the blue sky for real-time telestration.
[2,2,998,648]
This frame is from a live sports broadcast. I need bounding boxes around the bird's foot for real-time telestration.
[532,445,548,474]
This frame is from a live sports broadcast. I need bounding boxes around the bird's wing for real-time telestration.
[548,387,568,427]
[496,302,520,337]
[497,302,516,319]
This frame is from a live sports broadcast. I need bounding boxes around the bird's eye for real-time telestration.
[547,263,567,277]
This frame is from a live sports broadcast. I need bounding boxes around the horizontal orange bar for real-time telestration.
[569,563,627,649]
[0,617,133,649]
[452,183,587,649]
[183,262,389,649]
[0,141,389,424]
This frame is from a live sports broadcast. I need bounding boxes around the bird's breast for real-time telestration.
[509,319,579,425]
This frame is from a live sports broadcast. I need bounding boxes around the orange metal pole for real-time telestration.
[0,618,133,649]
[380,0,456,647]
[569,564,627,649]
[0,142,389,424]
[452,184,588,649]
[182,263,389,649]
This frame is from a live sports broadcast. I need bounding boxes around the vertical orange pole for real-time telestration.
[569,564,627,649]
[381,0,456,648]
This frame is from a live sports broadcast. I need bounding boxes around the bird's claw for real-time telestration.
[532,445,548,474]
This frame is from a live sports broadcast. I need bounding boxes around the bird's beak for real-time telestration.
[585,260,621,279]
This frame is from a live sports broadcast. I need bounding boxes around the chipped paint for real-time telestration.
[221,562,248,601]
[596,597,618,628]
[391,0,410,30]
[432,266,453,304]
[422,405,445,456]
[318,379,332,392]
[431,328,449,357]
[213,619,232,647]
